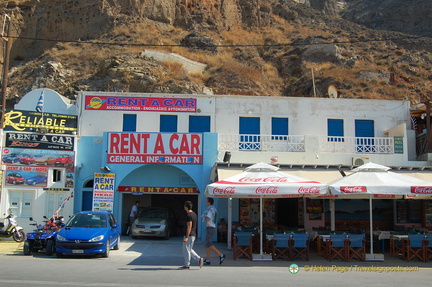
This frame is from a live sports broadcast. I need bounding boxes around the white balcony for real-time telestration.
[218,134,396,154]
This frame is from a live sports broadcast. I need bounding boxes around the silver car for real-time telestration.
[130,207,177,240]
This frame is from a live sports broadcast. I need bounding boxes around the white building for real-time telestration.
[2,89,432,235]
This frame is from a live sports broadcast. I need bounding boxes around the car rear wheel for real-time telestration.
[102,239,110,258]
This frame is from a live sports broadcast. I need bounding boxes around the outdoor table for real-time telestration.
[373,231,391,252]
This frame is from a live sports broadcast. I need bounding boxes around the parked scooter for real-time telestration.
[24,215,63,256]
[0,212,25,242]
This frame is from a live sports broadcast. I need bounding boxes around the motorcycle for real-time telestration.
[24,215,64,256]
[0,212,26,242]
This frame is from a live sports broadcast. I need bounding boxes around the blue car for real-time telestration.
[55,211,120,258]
[25,175,47,185]
[2,153,21,163]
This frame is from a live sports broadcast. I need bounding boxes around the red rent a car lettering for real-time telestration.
[411,186,432,194]
[298,186,321,194]
[212,187,235,195]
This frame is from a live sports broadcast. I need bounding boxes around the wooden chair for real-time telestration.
[233,232,253,260]
[346,234,366,261]
[291,233,310,261]
[272,233,291,260]
[389,232,405,256]
[326,234,348,261]
[425,234,432,262]
[403,234,426,262]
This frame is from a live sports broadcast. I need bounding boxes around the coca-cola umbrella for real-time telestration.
[205,162,328,261]
[327,162,432,260]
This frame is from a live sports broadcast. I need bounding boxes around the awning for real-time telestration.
[217,167,343,184]
[217,167,432,185]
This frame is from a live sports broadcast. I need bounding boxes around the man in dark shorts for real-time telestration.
[202,198,225,265]
[179,201,204,270]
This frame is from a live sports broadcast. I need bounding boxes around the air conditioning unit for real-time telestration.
[352,157,370,166]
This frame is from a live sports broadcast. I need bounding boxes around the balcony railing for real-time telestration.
[218,134,305,152]
[319,136,394,154]
[218,134,396,154]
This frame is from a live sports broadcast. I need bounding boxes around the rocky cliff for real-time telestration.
[0,0,431,108]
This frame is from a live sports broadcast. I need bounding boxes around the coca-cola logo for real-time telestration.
[212,187,235,195]
[255,186,278,194]
[298,186,321,194]
[340,186,367,193]
[239,177,289,183]
[411,186,432,194]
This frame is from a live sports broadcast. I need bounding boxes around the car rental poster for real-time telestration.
[5,165,48,187]
[92,173,115,213]
[107,132,203,164]
[1,148,75,168]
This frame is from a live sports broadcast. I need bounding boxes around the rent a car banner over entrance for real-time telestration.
[107,132,203,164]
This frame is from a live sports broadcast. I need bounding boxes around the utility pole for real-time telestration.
[1,13,12,129]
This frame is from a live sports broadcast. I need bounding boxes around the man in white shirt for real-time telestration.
[202,198,225,265]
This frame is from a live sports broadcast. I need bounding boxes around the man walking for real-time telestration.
[180,201,204,270]
[203,198,225,265]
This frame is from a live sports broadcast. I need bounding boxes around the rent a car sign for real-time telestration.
[107,132,202,164]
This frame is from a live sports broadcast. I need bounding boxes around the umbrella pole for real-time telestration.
[365,196,383,261]
[228,198,232,250]
[252,196,272,261]
[369,195,373,255]
[260,197,263,255]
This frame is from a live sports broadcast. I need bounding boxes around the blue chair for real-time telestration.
[347,234,366,261]
[390,232,405,256]
[291,234,310,261]
[233,232,253,260]
[272,233,291,260]
[403,234,426,262]
[326,234,348,261]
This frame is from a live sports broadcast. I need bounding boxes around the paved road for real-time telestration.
[1,237,431,287]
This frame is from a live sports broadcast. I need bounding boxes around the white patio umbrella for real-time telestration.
[328,162,432,260]
[205,162,328,261]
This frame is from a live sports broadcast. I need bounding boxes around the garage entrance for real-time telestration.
[122,193,198,237]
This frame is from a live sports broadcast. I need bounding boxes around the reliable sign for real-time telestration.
[85,95,197,112]
[5,132,74,150]
[3,110,77,134]
[107,132,203,164]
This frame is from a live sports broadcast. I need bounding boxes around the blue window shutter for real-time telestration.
[160,115,178,132]
[123,114,137,132]
[189,116,210,132]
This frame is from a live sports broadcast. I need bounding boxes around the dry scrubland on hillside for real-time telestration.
[0,0,431,107]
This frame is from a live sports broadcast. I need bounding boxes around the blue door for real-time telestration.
[355,120,375,153]
[239,117,260,150]
[272,117,288,140]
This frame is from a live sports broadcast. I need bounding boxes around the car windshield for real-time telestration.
[138,208,168,219]
[66,213,108,228]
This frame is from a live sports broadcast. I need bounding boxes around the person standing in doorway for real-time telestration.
[180,201,204,270]
[203,198,225,265]
[129,201,140,226]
